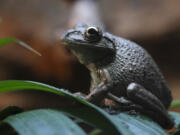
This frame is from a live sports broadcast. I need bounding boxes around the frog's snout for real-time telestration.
[61,29,74,41]
[61,31,68,42]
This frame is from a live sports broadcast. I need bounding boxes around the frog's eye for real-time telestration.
[84,26,102,42]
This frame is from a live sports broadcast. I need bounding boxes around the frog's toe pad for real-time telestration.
[73,92,86,99]
[166,126,176,134]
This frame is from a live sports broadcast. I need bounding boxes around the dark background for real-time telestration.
[0,0,179,110]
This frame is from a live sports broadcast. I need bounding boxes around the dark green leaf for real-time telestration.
[170,100,180,108]
[0,38,16,47]
[0,106,23,121]
[0,109,86,135]
[58,106,132,135]
[114,113,168,135]
[169,112,180,135]
[169,112,180,129]
[0,80,172,135]
[0,38,41,56]
[59,106,169,135]
[0,80,80,101]
[0,80,129,135]
[88,129,102,135]
[0,123,18,135]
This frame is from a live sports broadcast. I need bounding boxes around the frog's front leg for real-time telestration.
[111,82,174,129]
[85,82,110,104]
[74,69,111,105]
[74,82,110,105]
[85,69,112,105]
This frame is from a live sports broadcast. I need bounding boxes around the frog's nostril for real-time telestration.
[61,29,75,40]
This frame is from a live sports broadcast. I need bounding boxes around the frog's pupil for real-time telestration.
[88,28,98,35]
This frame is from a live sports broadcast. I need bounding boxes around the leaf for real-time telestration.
[169,112,180,135]
[113,114,168,135]
[88,129,102,135]
[0,80,173,135]
[0,106,23,121]
[0,38,16,47]
[0,80,81,101]
[170,100,180,108]
[0,38,41,56]
[0,123,17,135]
[59,106,169,135]
[0,80,128,135]
[169,112,180,128]
[0,109,86,135]
[58,106,133,135]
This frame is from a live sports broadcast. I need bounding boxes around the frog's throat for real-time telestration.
[87,63,102,90]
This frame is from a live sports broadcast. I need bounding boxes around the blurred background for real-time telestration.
[0,0,179,111]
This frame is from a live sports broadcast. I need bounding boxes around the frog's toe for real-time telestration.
[166,126,176,134]
[73,92,86,99]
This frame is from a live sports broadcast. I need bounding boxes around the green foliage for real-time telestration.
[1,109,86,135]
[171,100,180,108]
[0,106,23,121]
[88,129,102,135]
[0,38,17,47]
[0,38,41,56]
[0,80,179,135]
[0,21,40,55]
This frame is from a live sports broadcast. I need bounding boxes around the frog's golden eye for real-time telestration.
[84,26,102,42]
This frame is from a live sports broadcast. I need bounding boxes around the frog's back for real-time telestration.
[107,34,172,108]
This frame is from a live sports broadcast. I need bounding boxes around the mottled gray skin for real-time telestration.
[61,23,173,129]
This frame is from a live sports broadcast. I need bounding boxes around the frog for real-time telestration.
[61,23,174,129]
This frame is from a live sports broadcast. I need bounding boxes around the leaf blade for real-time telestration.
[58,106,134,135]
[0,106,23,121]
[0,38,16,47]
[0,80,131,135]
[58,106,169,135]
[114,114,168,135]
[0,80,171,135]
[0,109,86,135]
[0,38,41,56]
[170,100,180,108]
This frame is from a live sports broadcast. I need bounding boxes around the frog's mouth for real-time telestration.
[62,39,114,51]
[63,41,115,66]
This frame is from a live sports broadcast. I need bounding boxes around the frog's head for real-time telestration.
[61,23,116,65]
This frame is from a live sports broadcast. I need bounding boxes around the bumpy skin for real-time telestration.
[100,33,172,109]
[61,23,173,129]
